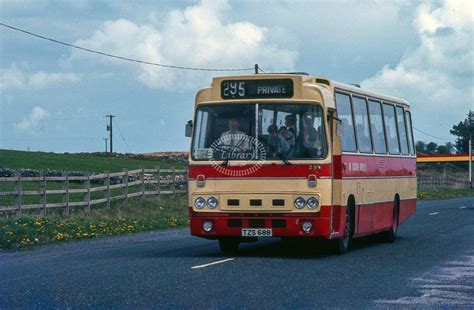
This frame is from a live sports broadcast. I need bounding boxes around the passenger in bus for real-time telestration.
[297,117,322,157]
[220,118,248,149]
[266,124,290,157]
[279,115,296,153]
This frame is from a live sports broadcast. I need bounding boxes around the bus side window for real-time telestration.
[395,106,409,155]
[405,110,415,155]
[382,103,400,154]
[368,100,387,154]
[352,96,373,153]
[335,92,357,152]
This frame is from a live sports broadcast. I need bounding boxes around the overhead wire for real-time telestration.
[0,115,103,125]
[413,126,453,141]
[112,118,130,153]
[0,22,254,72]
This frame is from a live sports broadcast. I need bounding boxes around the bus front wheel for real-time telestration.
[219,238,240,255]
[333,205,353,255]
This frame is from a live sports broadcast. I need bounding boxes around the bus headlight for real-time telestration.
[194,197,206,209]
[307,197,319,209]
[207,197,218,209]
[294,197,306,209]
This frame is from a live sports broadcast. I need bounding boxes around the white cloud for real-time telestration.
[0,64,80,91]
[16,106,50,132]
[68,0,297,89]
[361,0,474,142]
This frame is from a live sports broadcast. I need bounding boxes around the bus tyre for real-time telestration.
[333,206,353,255]
[219,238,240,255]
[382,201,399,243]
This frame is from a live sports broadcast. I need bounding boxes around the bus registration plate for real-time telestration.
[241,228,272,237]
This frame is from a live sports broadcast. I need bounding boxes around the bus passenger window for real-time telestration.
[405,111,415,155]
[382,103,400,154]
[368,100,387,154]
[352,97,373,153]
[335,92,357,152]
[396,106,409,155]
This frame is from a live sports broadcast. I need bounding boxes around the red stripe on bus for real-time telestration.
[189,155,416,179]
[188,164,332,179]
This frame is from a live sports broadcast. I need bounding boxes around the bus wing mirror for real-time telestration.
[185,120,193,137]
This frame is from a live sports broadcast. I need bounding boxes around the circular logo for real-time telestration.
[209,133,267,176]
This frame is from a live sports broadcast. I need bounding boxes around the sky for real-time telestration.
[0,0,472,153]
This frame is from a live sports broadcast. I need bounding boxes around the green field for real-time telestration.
[0,149,183,173]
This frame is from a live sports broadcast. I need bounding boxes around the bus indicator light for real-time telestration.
[196,175,206,188]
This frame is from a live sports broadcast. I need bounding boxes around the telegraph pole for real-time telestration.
[103,138,108,153]
[106,115,115,153]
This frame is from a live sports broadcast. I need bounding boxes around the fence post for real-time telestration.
[172,166,176,197]
[122,168,129,202]
[154,166,161,206]
[84,173,91,212]
[183,166,188,193]
[105,171,111,208]
[39,174,46,217]
[140,167,145,199]
[14,172,22,216]
[63,173,69,216]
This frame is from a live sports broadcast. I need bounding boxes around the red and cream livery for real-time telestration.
[186,73,416,254]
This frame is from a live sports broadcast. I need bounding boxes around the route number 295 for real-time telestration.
[222,81,245,98]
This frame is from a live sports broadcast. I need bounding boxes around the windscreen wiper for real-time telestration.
[277,152,292,166]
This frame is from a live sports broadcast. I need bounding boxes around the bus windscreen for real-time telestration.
[191,103,327,161]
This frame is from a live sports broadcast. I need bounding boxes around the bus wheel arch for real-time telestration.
[333,195,355,255]
[381,195,399,243]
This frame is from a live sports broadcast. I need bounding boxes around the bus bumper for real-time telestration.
[189,211,331,239]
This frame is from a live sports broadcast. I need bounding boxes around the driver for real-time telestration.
[220,118,247,148]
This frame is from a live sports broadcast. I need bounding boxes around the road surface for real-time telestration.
[1,197,473,308]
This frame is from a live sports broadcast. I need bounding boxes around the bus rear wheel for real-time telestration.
[333,206,353,255]
[381,199,399,243]
[219,238,240,255]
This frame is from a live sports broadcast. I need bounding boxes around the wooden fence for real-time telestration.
[0,168,187,216]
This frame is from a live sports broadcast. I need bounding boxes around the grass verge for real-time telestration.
[0,195,188,251]
[417,188,474,200]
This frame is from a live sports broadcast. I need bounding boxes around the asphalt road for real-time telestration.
[1,197,473,309]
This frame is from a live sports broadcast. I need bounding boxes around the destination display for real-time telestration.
[221,79,294,99]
